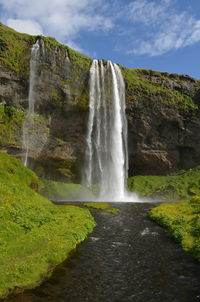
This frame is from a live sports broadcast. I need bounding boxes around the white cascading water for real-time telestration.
[84,59,133,201]
[22,41,39,166]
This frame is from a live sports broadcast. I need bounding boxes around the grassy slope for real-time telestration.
[128,168,200,261]
[128,167,200,200]
[0,23,91,78]
[121,66,200,110]
[0,152,95,298]
[40,178,94,201]
[0,104,24,147]
[0,23,34,76]
[149,197,200,261]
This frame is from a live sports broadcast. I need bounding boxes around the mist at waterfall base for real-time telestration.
[82,60,140,203]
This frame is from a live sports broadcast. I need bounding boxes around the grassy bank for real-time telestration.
[149,197,200,261]
[129,167,200,261]
[0,152,96,299]
[40,178,94,201]
[128,167,200,200]
[83,202,120,214]
[128,168,200,260]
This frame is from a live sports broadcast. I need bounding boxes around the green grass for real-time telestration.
[40,178,94,201]
[131,166,200,261]
[0,23,34,76]
[0,152,96,298]
[128,167,200,200]
[83,202,120,214]
[0,104,24,147]
[121,66,198,110]
[149,197,200,261]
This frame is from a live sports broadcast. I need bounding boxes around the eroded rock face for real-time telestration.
[0,37,91,181]
[127,99,200,175]
[0,29,200,179]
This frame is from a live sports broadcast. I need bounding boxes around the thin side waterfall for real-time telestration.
[84,59,133,201]
[22,41,39,166]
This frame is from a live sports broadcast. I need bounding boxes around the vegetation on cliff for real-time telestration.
[0,23,92,79]
[1,22,199,112]
[0,23,34,76]
[40,178,93,201]
[128,166,200,200]
[0,152,95,299]
[121,66,200,110]
[149,197,200,261]
[0,103,23,147]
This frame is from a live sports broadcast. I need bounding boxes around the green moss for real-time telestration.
[121,66,198,110]
[128,167,200,200]
[0,104,24,147]
[40,178,93,201]
[106,208,121,214]
[0,23,35,76]
[0,152,96,298]
[149,197,200,261]
[66,46,92,71]
[49,88,61,102]
[83,202,110,210]
[83,202,120,214]
[35,158,78,182]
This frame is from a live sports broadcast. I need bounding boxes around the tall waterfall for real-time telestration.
[84,59,129,201]
[22,41,39,166]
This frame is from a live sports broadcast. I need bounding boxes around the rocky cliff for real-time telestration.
[0,23,200,180]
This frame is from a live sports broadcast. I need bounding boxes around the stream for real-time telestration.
[6,203,200,302]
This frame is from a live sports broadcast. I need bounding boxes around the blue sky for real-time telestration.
[0,0,200,78]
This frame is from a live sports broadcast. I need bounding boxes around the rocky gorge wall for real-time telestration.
[0,23,200,181]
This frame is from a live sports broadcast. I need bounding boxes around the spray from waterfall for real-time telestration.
[22,41,39,166]
[84,60,138,202]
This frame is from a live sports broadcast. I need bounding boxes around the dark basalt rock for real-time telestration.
[127,100,200,175]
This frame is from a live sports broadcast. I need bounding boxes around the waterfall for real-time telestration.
[22,41,39,166]
[84,59,130,201]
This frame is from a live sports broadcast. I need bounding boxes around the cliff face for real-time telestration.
[122,68,200,174]
[0,23,200,180]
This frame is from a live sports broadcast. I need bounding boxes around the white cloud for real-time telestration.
[126,0,200,56]
[127,0,170,26]
[1,0,200,57]
[0,0,113,45]
[7,19,43,35]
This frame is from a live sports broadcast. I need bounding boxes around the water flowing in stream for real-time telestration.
[22,41,39,167]
[6,203,200,302]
